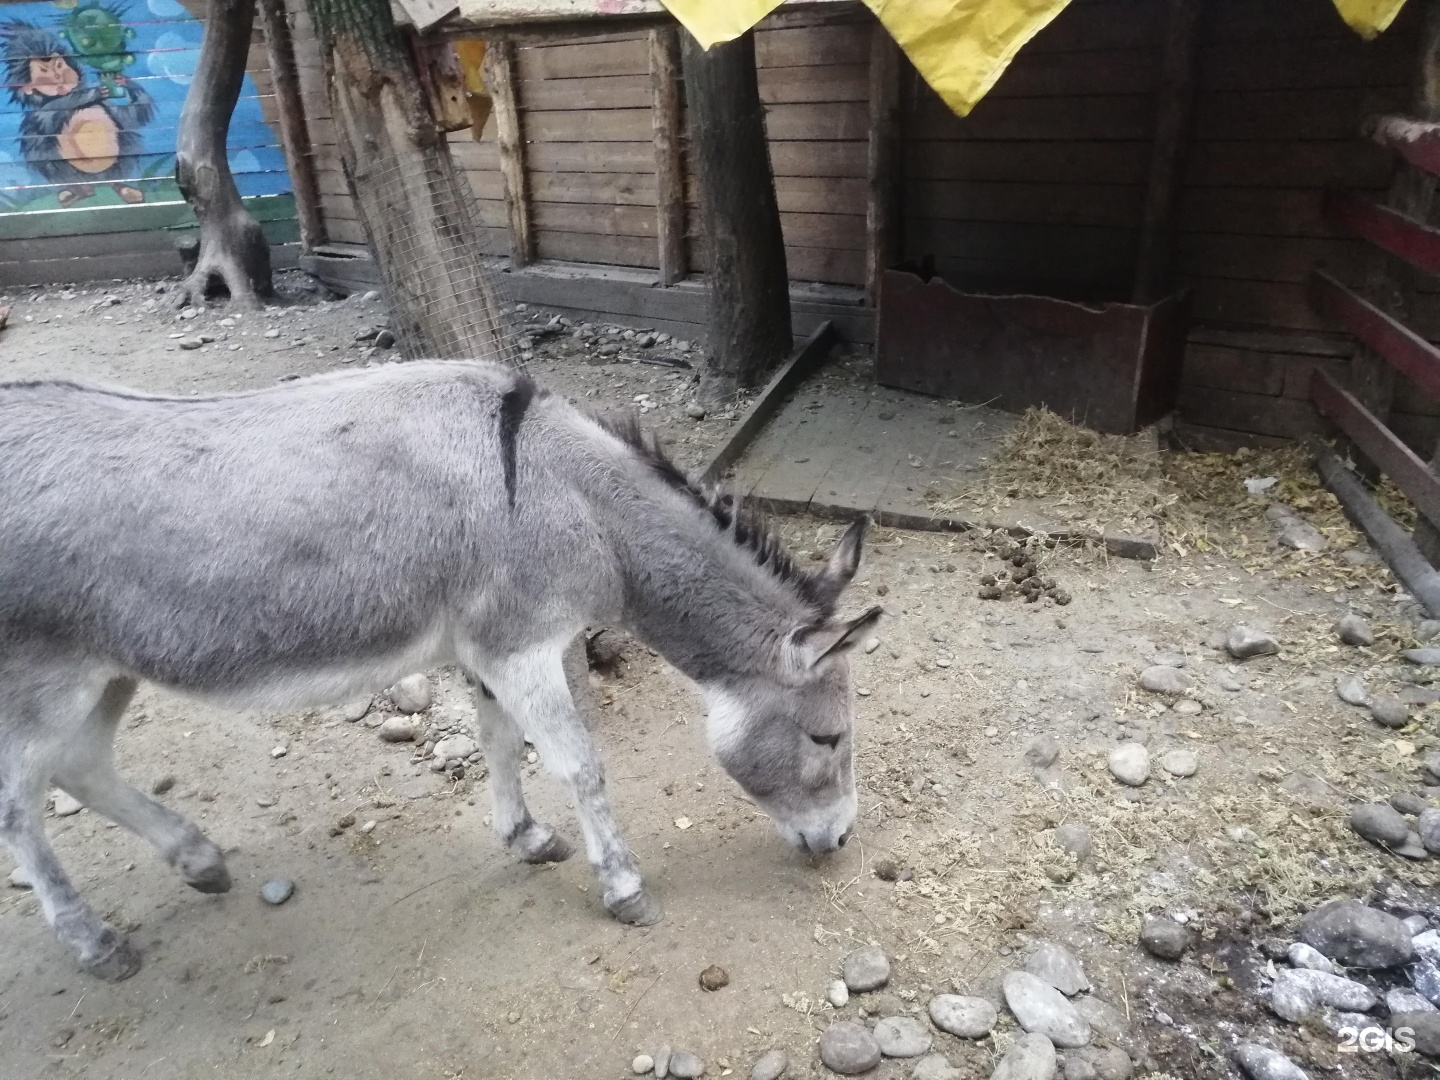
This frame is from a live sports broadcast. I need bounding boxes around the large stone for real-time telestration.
[1233,1043,1309,1080]
[1227,626,1279,659]
[1160,750,1198,778]
[990,1033,1058,1080]
[1405,648,1440,666]
[1139,916,1190,960]
[1268,967,1376,1022]
[389,673,433,714]
[1068,1047,1132,1080]
[1392,1012,1440,1058]
[1025,942,1090,996]
[1299,900,1414,968]
[1138,666,1192,695]
[51,791,82,817]
[433,734,478,763]
[750,1050,787,1080]
[1266,504,1327,552]
[1420,808,1440,854]
[1025,736,1061,768]
[1002,971,1091,1048]
[1336,675,1369,707]
[1055,825,1092,862]
[818,1022,881,1075]
[669,1051,704,1079]
[874,1016,931,1058]
[1107,744,1150,787]
[1071,998,1129,1044]
[377,716,418,743]
[1335,612,1375,647]
[911,1054,961,1080]
[1349,803,1410,846]
[1286,942,1334,973]
[1371,696,1412,729]
[843,946,890,992]
[1387,988,1438,1015]
[928,994,997,1039]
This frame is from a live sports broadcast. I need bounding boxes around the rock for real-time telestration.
[828,980,850,1008]
[1406,914,1431,935]
[843,945,890,992]
[1349,803,1410,846]
[1336,613,1375,647]
[1067,1048,1130,1080]
[1234,1043,1309,1080]
[1393,792,1430,816]
[1266,504,1327,552]
[1025,942,1090,996]
[177,336,204,350]
[699,964,729,991]
[433,734,478,763]
[339,698,372,722]
[1064,1061,1096,1080]
[991,1033,1058,1080]
[1107,744,1150,787]
[260,879,295,905]
[373,329,396,350]
[1421,808,1440,854]
[869,993,906,1017]
[1160,749,1197,778]
[52,791,82,817]
[750,1050,787,1080]
[1227,626,1279,659]
[1139,916,1190,960]
[1270,967,1376,1021]
[1219,674,1244,692]
[911,1054,961,1080]
[1055,825,1092,862]
[390,673,433,713]
[655,1046,672,1078]
[669,1051,704,1079]
[685,402,706,420]
[1409,648,1440,666]
[1300,900,1414,967]
[874,1016,932,1058]
[8,866,33,889]
[818,1021,881,1075]
[1071,998,1128,1044]
[1336,675,1369,706]
[634,1055,655,1075]
[1286,942,1334,973]
[1396,831,1429,860]
[1025,735,1061,768]
[928,994,997,1038]
[1172,699,1203,716]
[151,775,176,795]
[1002,971,1091,1048]
[378,716,418,743]
[1392,1012,1440,1057]
[1371,696,1411,729]
[862,637,881,654]
[1138,666,1191,694]
[1388,987,1438,1014]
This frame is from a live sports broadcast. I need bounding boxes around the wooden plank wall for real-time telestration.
[285,0,362,246]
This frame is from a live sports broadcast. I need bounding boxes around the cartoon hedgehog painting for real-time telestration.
[1,13,153,206]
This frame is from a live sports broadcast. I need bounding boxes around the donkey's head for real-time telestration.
[702,517,881,854]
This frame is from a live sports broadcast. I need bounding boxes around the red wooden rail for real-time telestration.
[1366,114,1440,177]
[1311,368,1440,531]
[1325,189,1440,276]
[1311,270,1440,402]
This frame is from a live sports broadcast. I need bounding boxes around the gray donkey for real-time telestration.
[0,360,880,981]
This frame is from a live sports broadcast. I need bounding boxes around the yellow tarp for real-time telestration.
[660,0,1409,120]
[1332,0,1409,39]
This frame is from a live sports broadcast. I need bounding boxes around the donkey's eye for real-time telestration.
[809,733,841,749]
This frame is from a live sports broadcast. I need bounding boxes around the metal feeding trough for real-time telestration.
[875,267,1191,436]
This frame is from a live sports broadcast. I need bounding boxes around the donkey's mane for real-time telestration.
[598,414,832,617]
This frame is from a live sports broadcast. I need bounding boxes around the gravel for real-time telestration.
[1300,899,1415,967]
[818,1021,881,1075]
[927,994,997,1039]
[1002,971,1091,1048]
[842,945,890,992]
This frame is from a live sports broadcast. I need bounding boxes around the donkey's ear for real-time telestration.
[811,515,870,610]
[794,605,884,669]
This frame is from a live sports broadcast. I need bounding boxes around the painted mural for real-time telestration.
[0,0,292,216]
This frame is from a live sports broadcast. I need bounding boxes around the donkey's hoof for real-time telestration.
[185,860,233,894]
[608,889,663,926]
[82,939,141,982]
[520,831,575,865]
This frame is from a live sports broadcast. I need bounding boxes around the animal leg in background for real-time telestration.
[485,643,661,926]
[473,678,574,864]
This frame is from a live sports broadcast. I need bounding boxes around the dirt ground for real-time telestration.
[1,276,1439,1080]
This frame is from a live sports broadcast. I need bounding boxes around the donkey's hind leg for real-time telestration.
[52,677,231,894]
[0,668,140,980]
[472,679,574,864]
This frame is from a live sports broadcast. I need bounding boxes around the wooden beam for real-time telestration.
[1312,269,1440,402]
[864,21,902,307]
[1311,368,1440,533]
[483,39,534,266]
[1131,0,1202,304]
[649,26,686,286]
[700,321,836,485]
[1366,113,1440,177]
[1325,188,1440,276]
[256,0,323,252]
[1309,435,1440,618]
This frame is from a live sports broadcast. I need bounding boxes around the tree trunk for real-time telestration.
[175,0,273,309]
[681,30,791,399]
[304,0,509,360]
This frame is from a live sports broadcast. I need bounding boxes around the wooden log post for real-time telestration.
[865,21,902,306]
[1131,0,1202,305]
[681,28,792,399]
[484,39,534,267]
[257,0,324,252]
[649,26,687,286]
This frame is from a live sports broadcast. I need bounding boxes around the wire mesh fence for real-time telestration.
[347,147,524,371]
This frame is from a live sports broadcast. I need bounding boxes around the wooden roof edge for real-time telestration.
[442,0,855,33]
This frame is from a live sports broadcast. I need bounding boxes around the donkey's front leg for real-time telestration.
[486,644,661,926]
